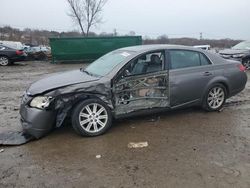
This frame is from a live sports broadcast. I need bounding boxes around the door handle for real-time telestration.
[203,71,212,76]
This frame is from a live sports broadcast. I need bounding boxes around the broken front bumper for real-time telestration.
[20,104,56,139]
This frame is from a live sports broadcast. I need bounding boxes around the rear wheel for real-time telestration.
[242,59,250,70]
[0,56,10,66]
[71,99,112,137]
[203,84,226,111]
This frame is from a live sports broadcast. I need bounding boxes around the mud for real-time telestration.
[0,61,250,188]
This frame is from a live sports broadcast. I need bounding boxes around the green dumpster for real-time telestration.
[49,36,142,63]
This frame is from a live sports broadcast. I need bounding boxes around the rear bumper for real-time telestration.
[10,55,26,62]
[229,72,248,97]
[229,85,246,97]
[20,104,56,139]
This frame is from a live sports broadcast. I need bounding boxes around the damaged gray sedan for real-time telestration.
[20,45,247,139]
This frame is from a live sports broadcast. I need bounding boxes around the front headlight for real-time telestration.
[232,54,245,58]
[30,96,53,109]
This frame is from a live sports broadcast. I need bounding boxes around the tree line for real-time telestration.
[0,26,241,49]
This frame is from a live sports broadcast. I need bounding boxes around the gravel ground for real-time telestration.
[0,61,250,188]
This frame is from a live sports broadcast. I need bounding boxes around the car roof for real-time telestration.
[105,44,227,78]
[117,44,203,53]
[0,44,14,50]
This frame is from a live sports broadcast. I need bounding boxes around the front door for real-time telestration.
[112,51,170,116]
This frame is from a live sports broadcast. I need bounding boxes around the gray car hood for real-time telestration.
[219,48,250,55]
[27,70,99,95]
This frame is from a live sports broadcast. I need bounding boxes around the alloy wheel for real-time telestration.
[207,87,225,109]
[0,57,9,66]
[78,103,108,133]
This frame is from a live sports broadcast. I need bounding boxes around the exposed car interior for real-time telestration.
[129,52,164,75]
[113,51,169,115]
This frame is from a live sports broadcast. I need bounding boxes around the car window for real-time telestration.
[169,50,210,69]
[232,41,250,50]
[124,51,165,76]
[200,53,211,66]
[0,45,6,50]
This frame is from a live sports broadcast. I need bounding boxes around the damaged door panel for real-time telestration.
[113,71,169,115]
[112,50,169,115]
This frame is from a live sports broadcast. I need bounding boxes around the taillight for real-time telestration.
[16,50,23,55]
[238,64,246,72]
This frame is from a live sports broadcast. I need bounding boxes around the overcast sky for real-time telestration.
[0,0,249,40]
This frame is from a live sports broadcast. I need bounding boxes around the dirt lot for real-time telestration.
[0,61,250,188]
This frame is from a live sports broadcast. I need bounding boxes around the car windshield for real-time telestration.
[232,41,250,50]
[84,50,134,76]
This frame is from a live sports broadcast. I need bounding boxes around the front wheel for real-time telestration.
[203,84,226,111]
[71,99,112,137]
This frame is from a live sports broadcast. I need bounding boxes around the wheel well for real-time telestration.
[0,55,9,59]
[69,95,105,116]
[217,82,229,97]
[69,96,90,114]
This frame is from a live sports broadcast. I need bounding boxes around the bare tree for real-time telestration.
[67,0,107,36]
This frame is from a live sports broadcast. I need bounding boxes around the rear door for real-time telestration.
[168,49,214,107]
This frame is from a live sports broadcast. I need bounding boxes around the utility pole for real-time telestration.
[113,29,117,36]
[200,32,203,40]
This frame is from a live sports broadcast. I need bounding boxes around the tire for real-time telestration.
[71,98,112,137]
[0,56,10,66]
[202,84,227,111]
[242,59,250,70]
